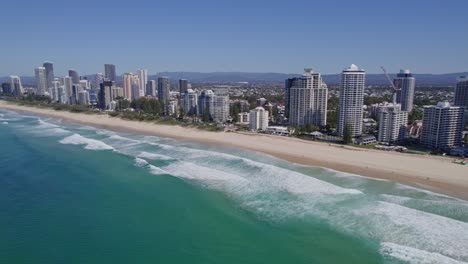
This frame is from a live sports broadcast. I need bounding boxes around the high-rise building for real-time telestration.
[10,76,23,97]
[104,64,116,81]
[137,69,148,97]
[43,61,54,89]
[62,76,73,103]
[68,70,80,84]
[146,80,156,96]
[79,80,89,90]
[182,89,198,115]
[1,82,11,94]
[34,66,47,95]
[250,107,269,131]
[378,104,408,143]
[131,77,141,100]
[92,73,104,91]
[286,69,328,127]
[99,81,115,110]
[123,73,134,100]
[158,77,170,113]
[49,80,61,102]
[394,69,416,112]
[78,90,90,105]
[337,64,365,137]
[214,93,230,123]
[198,90,216,120]
[454,76,468,110]
[179,79,188,94]
[420,102,464,150]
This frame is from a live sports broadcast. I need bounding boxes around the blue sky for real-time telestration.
[1,0,467,76]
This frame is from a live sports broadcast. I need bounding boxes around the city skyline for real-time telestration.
[1,0,467,76]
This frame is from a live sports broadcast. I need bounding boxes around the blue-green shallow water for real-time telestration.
[0,109,467,264]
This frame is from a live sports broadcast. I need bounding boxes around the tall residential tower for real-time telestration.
[286,69,328,127]
[394,69,416,112]
[337,64,365,137]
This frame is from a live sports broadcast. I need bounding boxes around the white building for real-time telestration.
[394,69,416,112]
[237,112,250,124]
[249,107,269,131]
[337,64,365,137]
[34,66,47,95]
[378,104,408,143]
[285,69,328,127]
[198,90,216,120]
[62,76,73,104]
[137,69,148,97]
[10,75,23,97]
[214,94,230,123]
[420,102,465,150]
[182,89,198,116]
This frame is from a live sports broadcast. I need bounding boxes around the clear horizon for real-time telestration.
[1,0,467,76]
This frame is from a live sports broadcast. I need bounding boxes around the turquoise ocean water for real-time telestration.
[0,108,467,264]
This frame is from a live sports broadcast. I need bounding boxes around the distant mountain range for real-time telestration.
[1,71,467,87]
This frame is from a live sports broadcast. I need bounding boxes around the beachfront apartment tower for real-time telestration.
[158,77,170,114]
[394,69,416,112]
[34,66,47,95]
[179,79,188,94]
[122,73,134,100]
[104,64,116,82]
[10,75,23,97]
[98,81,115,110]
[377,104,408,143]
[286,69,328,127]
[198,90,216,120]
[43,61,54,89]
[137,69,148,97]
[250,106,269,131]
[420,102,464,150]
[337,64,366,137]
[182,89,198,116]
[62,76,73,104]
[68,70,80,84]
[146,80,157,97]
[454,76,468,111]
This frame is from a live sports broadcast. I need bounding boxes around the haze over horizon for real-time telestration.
[1,0,467,76]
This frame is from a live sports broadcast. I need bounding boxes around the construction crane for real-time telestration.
[381,66,400,104]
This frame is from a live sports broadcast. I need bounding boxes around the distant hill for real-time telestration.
[2,72,466,87]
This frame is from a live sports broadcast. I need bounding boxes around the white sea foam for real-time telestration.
[351,201,468,261]
[380,242,467,264]
[1,121,8,125]
[163,161,248,183]
[137,151,174,161]
[59,134,115,151]
[134,157,149,167]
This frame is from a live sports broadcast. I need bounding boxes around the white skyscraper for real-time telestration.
[182,89,198,115]
[249,106,269,131]
[62,76,73,104]
[137,69,148,97]
[10,75,23,97]
[35,66,47,95]
[286,69,328,127]
[394,69,416,112]
[377,104,408,143]
[337,64,365,137]
[420,102,464,150]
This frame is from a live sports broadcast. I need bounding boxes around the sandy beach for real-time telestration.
[1,100,467,200]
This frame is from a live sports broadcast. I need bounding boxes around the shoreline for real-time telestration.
[1,100,467,200]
